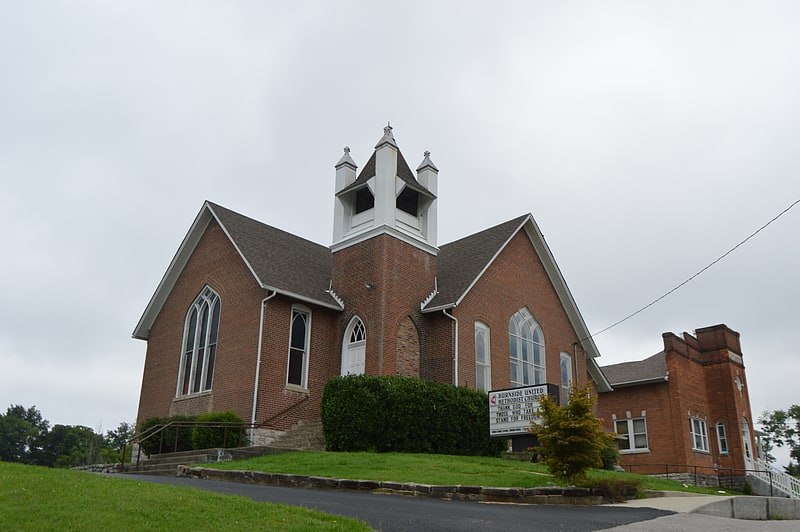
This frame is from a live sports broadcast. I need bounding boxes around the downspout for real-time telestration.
[442,308,458,387]
[251,290,277,428]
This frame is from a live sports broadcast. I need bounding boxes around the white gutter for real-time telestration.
[442,308,458,386]
[251,290,277,427]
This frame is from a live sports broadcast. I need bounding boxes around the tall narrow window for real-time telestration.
[475,322,491,392]
[177,286,220,396]
[690,416,709,452]
[509,308,545,387]
[287,306,311,388]
[560,352,573,404]
[342,316,366,375]
[716,422,729,455]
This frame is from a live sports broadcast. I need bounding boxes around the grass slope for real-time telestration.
[207,451,736,495]
[0,462,369,531]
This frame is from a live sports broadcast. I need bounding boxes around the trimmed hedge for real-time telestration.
[191,411,248,450]
[321,375,507,456]
[138,412,247,456]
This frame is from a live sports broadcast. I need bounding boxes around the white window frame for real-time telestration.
[716,422,729,455]
[474,322,491,392]
[176,286,220,397]
[560,352,573,404]
[509,308,545,387]
[341,316,366,375]
[615,417,649,453]
[690,416,709,452]
[286,305,311,389]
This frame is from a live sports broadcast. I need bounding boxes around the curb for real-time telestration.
[176,465,610,505]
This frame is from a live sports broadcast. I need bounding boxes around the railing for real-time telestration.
[121,420,253,472]
[745,456,800,500]
[622,461,800,499]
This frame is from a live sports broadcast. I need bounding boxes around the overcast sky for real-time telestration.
[1,2,797,464]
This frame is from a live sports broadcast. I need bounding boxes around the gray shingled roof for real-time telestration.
[208,202,336,308]
[601,352,668,387]
[337,149,434,198]
[425,215,529,310]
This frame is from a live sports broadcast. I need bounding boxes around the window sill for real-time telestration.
[173,390,212,401]
[619,448,650,455]
[691,449,711,455]
[285,383,310,395]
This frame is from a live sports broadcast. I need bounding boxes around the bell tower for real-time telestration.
[330,126,439,377]
[331,125,438,254]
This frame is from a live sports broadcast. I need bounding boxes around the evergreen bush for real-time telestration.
[191,411,248,449]
[138,415,196,456]
[321,375,506,456]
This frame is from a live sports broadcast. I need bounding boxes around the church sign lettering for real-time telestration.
[487,384,559,437]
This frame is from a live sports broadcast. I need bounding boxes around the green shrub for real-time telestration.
[530,383,614,482]
[138,415,196,456]
[191,411,248,449]
[321,375,506,457]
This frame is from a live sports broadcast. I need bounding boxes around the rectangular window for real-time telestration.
[690,417,709,452]
[615,417,649,452]
[716,422,729,455]
[287,307,310,388]
[475,322,491,392]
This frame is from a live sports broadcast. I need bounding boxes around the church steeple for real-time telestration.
[331,125,438,254]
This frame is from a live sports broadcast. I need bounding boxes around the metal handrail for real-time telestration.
[623,461,799,499]
[121,420,253,472]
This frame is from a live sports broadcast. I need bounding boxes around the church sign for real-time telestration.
[488,384,559,437]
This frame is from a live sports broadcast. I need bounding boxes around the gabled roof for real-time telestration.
[423,214,612,392]
[132,201,340,340]
[337,149,435,199]
[601,352,668,387]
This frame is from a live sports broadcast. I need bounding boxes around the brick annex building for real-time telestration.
[133,127,765,484]
[597,324,761,484]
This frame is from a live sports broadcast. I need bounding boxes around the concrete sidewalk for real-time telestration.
[604,492,800,530]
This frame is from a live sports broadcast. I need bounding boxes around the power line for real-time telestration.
[588,198,800,340]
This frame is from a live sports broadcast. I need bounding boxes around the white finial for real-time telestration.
[344,146,350,154]
[424,150,430,158]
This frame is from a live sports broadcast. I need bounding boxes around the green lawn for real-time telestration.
[205,451,736,496]
[0,462,370,531]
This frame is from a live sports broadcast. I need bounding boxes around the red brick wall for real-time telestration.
[597,325,756,475]
[252,295,340,431]
[450,231,589,393]
[331,234,436,377]
[136,219,266,426]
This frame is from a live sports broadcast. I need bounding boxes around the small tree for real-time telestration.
[530,384,613,482]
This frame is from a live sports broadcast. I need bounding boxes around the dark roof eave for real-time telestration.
[262,284,344,311]
[609,376,669,388]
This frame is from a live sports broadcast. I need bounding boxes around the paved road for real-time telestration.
[115,474,673,531]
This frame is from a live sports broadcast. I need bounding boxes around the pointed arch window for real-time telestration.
[287,306,311,388]
[475,322,491,392]
[177,286,220,396]
[342,316,366,375]
[509,308,545,387]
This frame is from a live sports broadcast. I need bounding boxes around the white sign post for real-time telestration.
[487,384,556,437]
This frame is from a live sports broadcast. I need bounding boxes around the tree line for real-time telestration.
[759,405,800,477]
[0,404,133,468]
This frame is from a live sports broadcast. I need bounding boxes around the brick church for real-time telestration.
[133,126,761,476]
[133,125,610,444]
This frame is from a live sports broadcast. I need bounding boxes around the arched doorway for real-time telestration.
[341,316,366,375]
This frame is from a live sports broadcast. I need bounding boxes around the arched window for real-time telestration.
[475,322,491,392]
[177,286,220,396]
[287,305,311,388]
[508,308,545,387]
[342,316,366,375]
